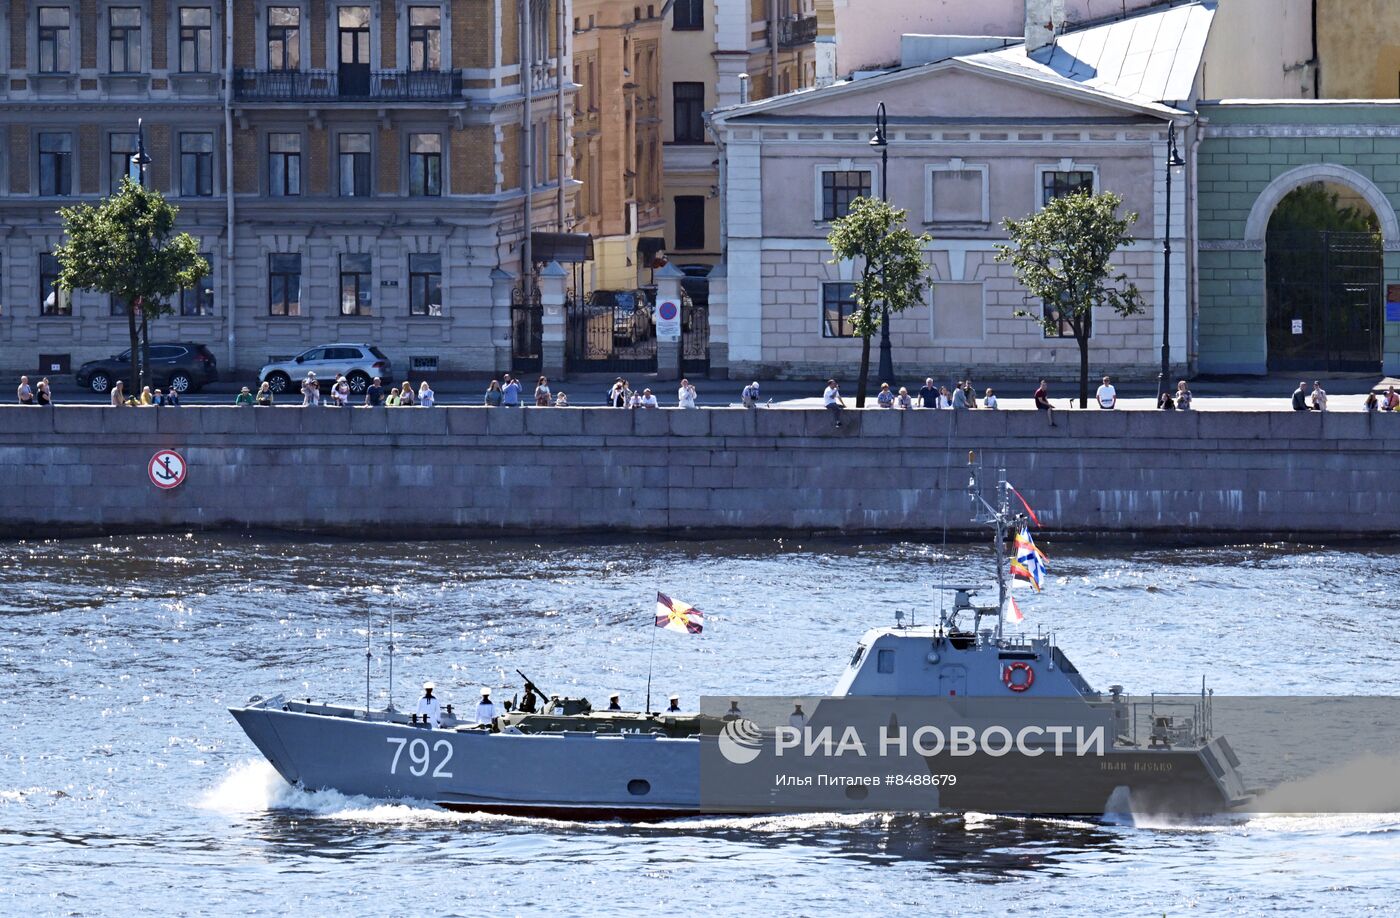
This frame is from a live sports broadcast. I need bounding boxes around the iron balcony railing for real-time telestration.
[233,68,463,102]
[776,15,818,48]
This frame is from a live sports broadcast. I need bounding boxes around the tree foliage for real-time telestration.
[54,178,208,394]
[826,196,932,406]
[995,190,1146,408]
[1267,182,1379,238]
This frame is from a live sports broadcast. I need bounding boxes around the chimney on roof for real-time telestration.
[1024,0,1058,54]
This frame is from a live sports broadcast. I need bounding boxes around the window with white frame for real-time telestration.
[407,7,441,71]
[408,253,442,316]
[926,161,989,224]
[821,282,858,338]
[408,133,442,196]
[820,170,871,221]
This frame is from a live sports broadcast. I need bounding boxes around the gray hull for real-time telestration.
[230,698,703,819]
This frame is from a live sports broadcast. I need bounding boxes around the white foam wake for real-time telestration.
[197,759,473,824]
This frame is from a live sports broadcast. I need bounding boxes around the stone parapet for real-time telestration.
[1,407,1397,538]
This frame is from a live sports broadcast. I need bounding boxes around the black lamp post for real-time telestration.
[870,101,893,385]
[131,117,151,188]
[1159,121,1186,399]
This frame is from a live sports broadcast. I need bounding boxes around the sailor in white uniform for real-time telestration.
[416,682,442,728]
[475,688,501,726]
[789,703,807,731]
[666,694,681,713]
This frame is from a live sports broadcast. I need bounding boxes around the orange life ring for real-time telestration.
[1003,661,1034,693]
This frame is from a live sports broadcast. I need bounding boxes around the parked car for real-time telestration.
[677,263,712,308]
[75,343,219,394]
[259,343,393,395]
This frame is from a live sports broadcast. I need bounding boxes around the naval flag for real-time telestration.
[656,592,704,635]
[1010,526,1048,592]
[1004,594,1025,625]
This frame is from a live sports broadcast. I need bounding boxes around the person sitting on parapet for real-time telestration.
[1291,380,1309,411]
[1384,386,1399,412]
[416,681,442,728]
[667,694,681,713]
[1034,379,1057,427]
[476,688,501,726]
[607,693,623,711]
[1311,381,1328,412]
[741,380,761,408]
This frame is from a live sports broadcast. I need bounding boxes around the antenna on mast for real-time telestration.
[386,605,397,712]
[365,607,372,720]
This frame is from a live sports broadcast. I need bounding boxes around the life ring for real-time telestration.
[1003,662,1034,693]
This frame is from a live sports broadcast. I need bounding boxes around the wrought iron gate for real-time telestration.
[1266,229,1383,373]
[681,298,709,374]
[566,289,657,373]
[511,284,542,372]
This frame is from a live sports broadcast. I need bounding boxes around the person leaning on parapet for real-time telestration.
[876,382,895,408]
[160,387,181,407]
[962,380,979,408]
[823,379,845,429]
[1291,380,1309,411]
[1175,380,1193,410]
[896,387,913,409]
[256,381,275,407]
[535,376,552,406]
[418,380,435,408]
[741,380,761,408]
[234,386,254,406]
[485,378,503,407]
[301,372,321,407]
[1383,386,1400,411]
[36,377,52,406]
[1365,390,1380,413]
[919,377,938,408]
[639,388,659,408]
[16,376,34,405]
[501,374,522,407]
[608,378,627,407]
[1311,380,1328,412]
[1096,376,1116,409]
[1034,379,1057,427]
[984,388,998,409]
[678,378,697,409]
[951,383,969,410]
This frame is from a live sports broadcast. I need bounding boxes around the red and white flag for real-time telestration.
[1004,594,1025,625]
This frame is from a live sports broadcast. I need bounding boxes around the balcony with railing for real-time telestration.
[233,68,463,102]
[776,15,819,48]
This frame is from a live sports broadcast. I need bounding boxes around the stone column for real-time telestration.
[706,261,728,379]
[490,267,515,372]
[539,261,568,380]
[653,262,685,381]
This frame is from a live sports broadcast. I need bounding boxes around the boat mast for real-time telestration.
[995,473,1008,642]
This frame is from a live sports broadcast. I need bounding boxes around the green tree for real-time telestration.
[826,197,933,407]
[1267,182,1379,237]
[995,190,1146,408]
[54,178,208,396]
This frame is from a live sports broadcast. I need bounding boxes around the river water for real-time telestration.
[1,535,1397,916]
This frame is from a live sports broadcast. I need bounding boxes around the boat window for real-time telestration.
[849,645,865,667]
[877,649,895,674]
[627,779,651,796]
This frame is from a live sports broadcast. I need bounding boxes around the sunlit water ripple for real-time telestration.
[1,534,1397,916]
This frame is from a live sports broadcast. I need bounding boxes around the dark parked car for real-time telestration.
[75,343,219,394]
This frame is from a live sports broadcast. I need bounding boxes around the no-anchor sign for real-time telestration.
[148,449,187,490]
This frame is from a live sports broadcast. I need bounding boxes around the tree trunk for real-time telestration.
[126,301,140,397]
[1077,332,1090,409]
[140,309,151,393]
[856,332,872,408]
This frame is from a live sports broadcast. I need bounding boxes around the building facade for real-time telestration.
[709,1,1210,382]
[0,0,574,379]
[658,0,834,276]
[571,0,663,291]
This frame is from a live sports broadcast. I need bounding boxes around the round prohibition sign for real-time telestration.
[148,449,187,490]
[658,300,679,321]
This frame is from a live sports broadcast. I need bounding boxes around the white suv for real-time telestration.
[259,343,393,395]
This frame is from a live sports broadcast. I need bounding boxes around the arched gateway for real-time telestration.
[1196,104,1400,377]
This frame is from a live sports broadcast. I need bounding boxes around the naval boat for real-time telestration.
[230,458,1253,820]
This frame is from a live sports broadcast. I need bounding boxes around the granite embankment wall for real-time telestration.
[1,407,1397,538]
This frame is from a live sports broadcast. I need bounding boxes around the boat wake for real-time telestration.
[198,760,470,825]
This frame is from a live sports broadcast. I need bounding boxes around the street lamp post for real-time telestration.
[131,118,151,188]
[870,101,893,385]
[1159,120,1185,400]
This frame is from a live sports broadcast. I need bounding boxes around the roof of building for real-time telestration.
[966,1,1215,108]
[712,0,1215,126]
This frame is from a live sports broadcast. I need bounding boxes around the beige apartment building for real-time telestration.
[0,0,574,380]
[571,0,663,291]
[658,0,834,274]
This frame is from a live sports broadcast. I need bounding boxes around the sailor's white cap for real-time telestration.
[479,687,491,696]
[668,694,679,701]
[423,681,434,690]
[609,692,620,699]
